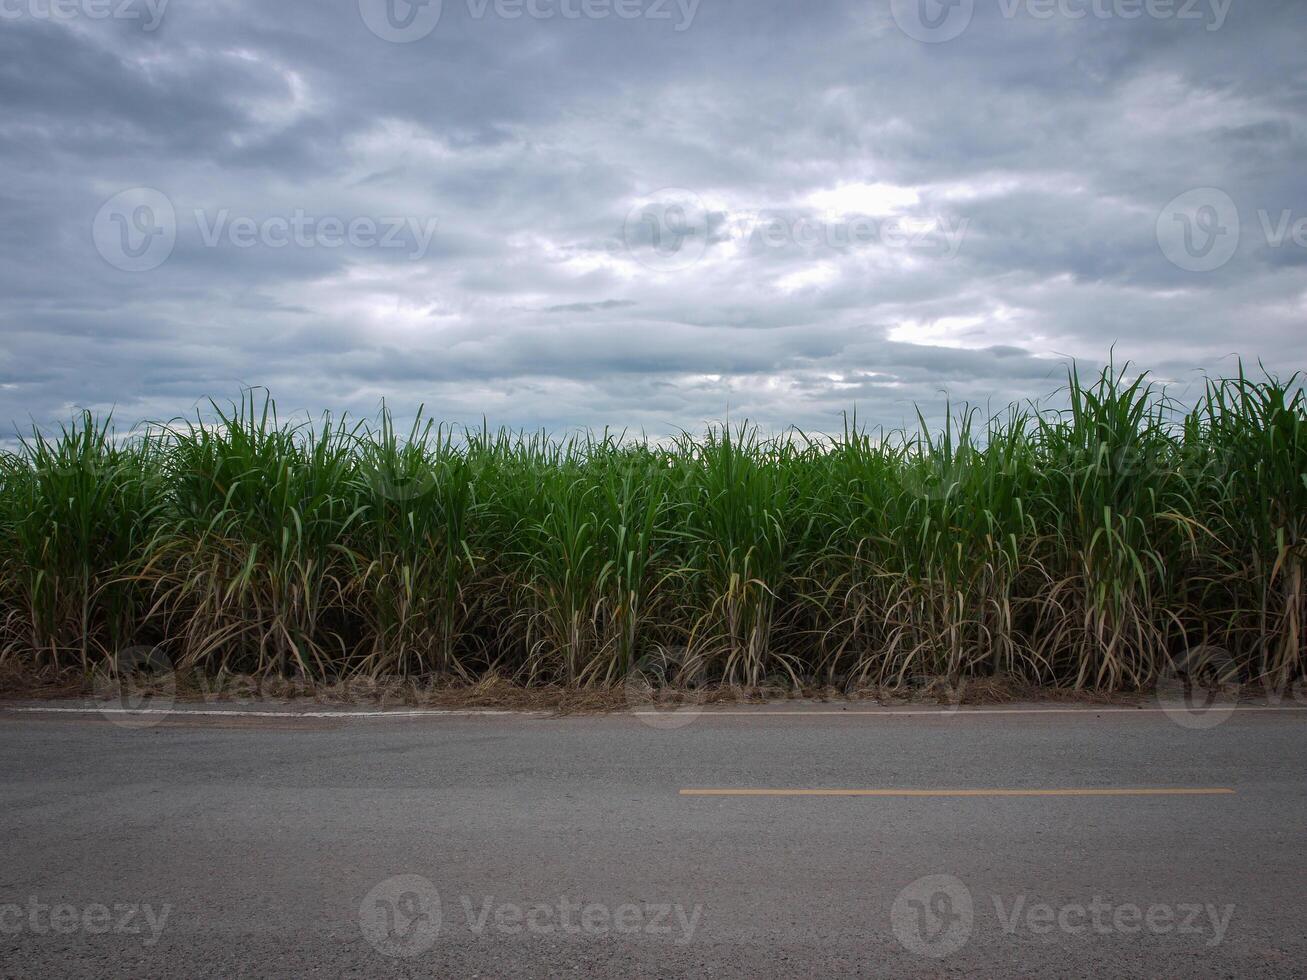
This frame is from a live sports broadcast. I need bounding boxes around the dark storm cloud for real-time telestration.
[0,0,1304,438]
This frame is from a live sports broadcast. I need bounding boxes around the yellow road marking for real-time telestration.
[679,787,1236,797]
[638,706,1307,716]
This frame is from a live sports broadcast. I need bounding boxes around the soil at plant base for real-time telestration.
[0,661,1157,714]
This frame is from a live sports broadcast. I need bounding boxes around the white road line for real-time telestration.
[0,703,1304,720]
[680,787,1237,797]
[0,706,546,719]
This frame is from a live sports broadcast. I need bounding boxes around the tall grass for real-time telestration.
[0,363,1303,692]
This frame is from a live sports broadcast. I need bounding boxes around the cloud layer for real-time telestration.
[1,0,1304,436]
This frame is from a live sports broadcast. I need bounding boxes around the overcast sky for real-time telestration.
[1,0,1303,437]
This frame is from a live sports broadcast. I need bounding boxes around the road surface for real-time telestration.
[1,701,1304,976]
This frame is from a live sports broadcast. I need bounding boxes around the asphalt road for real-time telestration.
[1,701,1305,977]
